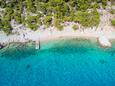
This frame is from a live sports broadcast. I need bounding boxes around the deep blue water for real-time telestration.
[0,38,115,86]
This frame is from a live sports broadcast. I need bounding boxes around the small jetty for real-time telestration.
[98,36,111,48]
[35,40,40,50]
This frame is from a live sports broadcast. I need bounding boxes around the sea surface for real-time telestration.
[0,38,115,86]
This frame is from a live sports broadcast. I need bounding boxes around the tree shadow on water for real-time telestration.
[0,43,37,60]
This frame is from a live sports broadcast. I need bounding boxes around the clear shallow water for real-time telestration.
[0,38,115,86]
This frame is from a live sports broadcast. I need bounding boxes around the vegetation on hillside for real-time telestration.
[111,19,115,26]
[0,0,114,34]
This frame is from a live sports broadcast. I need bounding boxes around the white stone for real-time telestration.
[98,36,111,47]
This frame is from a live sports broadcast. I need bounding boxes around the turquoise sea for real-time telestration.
[0,38,115,86]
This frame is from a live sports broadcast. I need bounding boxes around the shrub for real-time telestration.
[2,20,12,35]
[0,1,6,8]
[63,16,73,22]
[56,24,63,31]
[26,16,40,30]
[72,25,79,31]
[44,16,52,27]
[73,9,100,27]
[6,7,14,15]
[111,19,115,26]
[54,19,63,31]
[110,9,115,14]
[91,3,100,9]
[13,12,22,24]
[28,24,38,31]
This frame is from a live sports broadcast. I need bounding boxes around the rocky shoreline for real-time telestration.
[0,8,115,49]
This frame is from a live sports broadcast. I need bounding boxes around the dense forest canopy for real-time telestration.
[0,0,114,34]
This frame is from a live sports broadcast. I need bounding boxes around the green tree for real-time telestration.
[54,19,63,31]
[44,16,52,27]
[111,19,115,26]
[72,25,79,31]
[2,20,12,35]
[26,15,41,30]
[13,12,22,24]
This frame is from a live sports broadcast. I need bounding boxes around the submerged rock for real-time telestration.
[111,51,115,56]
[26,64,31,69]
[99,59,107,64]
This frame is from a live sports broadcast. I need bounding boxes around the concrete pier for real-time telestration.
[35,40,40,50]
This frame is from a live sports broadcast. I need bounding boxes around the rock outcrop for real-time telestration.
[98,36,111,48]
